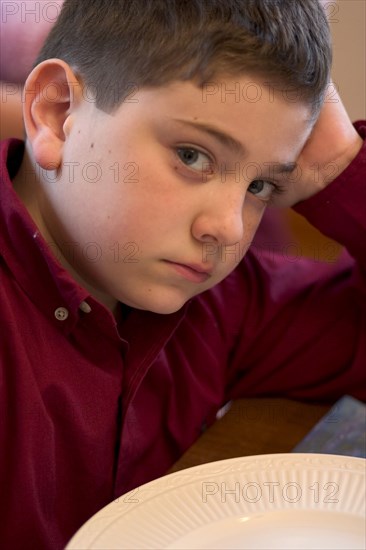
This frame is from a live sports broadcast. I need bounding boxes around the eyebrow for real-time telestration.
[173,118,245,157]
[268,162,297,174]
[172,118,297,174]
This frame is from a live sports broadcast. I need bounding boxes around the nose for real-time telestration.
[191,186,245,247]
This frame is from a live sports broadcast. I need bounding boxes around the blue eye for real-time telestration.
[178,148,199,165]
[176,147,213,173]
[248,180,276,201]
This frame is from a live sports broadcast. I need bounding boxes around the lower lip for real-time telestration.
[164,261,210,283]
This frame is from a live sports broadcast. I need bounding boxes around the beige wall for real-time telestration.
[328,0,366,119]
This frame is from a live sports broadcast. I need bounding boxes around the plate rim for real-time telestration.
[66,453,366,549]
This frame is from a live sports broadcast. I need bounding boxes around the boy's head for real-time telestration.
[17,1,332,315]
[36,0,331,114]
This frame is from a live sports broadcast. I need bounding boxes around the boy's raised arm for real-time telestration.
[272,84,364,207]
[221,108,366,403]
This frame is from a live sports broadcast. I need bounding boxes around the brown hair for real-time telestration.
[36,0,332,113]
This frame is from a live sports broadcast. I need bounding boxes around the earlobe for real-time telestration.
[23,59,82,170]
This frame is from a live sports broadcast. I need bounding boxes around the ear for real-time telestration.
[23,59,83,170]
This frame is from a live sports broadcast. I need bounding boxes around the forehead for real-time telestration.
[107,75,314,162]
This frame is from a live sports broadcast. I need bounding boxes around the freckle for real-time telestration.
[108,150,111,154]
[78,130,81,134]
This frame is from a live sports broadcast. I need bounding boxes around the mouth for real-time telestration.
[163,260,212,283]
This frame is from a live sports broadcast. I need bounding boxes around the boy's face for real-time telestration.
[28,75,312,314]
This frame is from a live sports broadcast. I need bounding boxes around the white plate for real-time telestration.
[66,453,366,549]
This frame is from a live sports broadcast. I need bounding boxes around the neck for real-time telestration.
[12,143,120,315]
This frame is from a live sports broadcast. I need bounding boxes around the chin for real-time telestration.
[122,289,191,315]
[140,299,187,315]
[157,301,190,314]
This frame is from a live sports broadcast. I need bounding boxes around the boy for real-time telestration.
[0,0,364,548]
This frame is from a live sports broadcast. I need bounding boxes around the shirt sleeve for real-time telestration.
[224,121,366,403]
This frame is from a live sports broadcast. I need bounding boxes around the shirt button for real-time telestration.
[79,301,92,314]
[54,307,69,321]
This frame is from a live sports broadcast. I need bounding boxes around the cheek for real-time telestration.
[243,198,266,241]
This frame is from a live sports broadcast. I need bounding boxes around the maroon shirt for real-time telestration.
[1,127,366,549]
